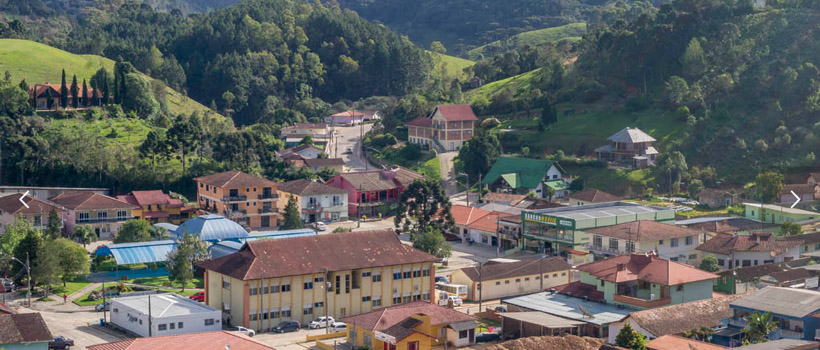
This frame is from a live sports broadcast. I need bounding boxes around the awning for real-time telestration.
[448,321,477,332]
[95,240,177,265]
[500,312,584,328]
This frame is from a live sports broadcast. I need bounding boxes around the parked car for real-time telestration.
[272,321,301,333]
[232,326,255,337]
[94,301,110,312]
[344,147,353,154]
[435,276,449,284]
[189,291,205,302]
[475,332,500,343]
[49,336,75,349]
[443,233,461,241]
[494,305,508,313]
[438,295,462,307]
[312,222,328,231]
[329,322,347,333]
[0,278,14,292]
[308,316,335,329]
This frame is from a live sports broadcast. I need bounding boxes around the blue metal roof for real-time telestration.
[245,228,316,241]
[175,215,248,242]
[153,222,179,233]
[95,240,177,265]
[208,241,245,259]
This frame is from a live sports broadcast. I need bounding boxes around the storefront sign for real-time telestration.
[522,211,575,229]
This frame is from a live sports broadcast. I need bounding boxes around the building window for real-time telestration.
[459,330,469,339]
[250,313,258,321]
[685,236,693,245]
[609,238,618,250]
[372,297,382,307]
[403,295,411,303]
[393,271,402,280]
[422,268,430,277]
[689,254,697,260]
[413,269,421,278]
[204,319,215,326]
[505,280,510,284]
[676,285,684,291]
[364,333,372,348]
[515,279,521,283]
[98,211,108,219]
[593,235,602,247]
[170,323,175,330]
[408,341,419,350]
[671,238,679,247]
[495,281,500,285]
[362,296,371,302]
[33,215,41,227]
[117,210,127,219]
[373,273,382,282]
[403,271,412,279]
[158,324,167,331]
[304,281,313,290]
[303,305,313,315]
[314,302,324,308]
[393,295,401,304]
[815,243,820,250]
[178,322,183,329]
[249,287,258,296]
[659,239,664,245]
[78,212,89,221]
[271,284,280,293]
[262,286,269,294]
[717,259,725,266]
[281,283,291,292]
[600,280,604,287]
[362,272,371,277]
[281,308,291,318]
[222,281,230,289]
[270,308,280,319]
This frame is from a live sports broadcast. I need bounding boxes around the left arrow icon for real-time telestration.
[19,191,30,209]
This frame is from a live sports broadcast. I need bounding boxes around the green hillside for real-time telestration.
[430,51,475,81]
[465,68,544,103]
[0,39,221,118]
[467,23,586,60]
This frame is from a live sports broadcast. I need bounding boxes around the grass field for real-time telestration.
[48,118,153,148]
[429,51,475,81]
[467,23,587,60]
[131,276,203,290]
[50,277,93,297]
[412,155,441,181]
[465,68,543,103]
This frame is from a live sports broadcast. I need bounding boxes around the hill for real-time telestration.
[465,68,544,105]
[0,39,221,119]
[430,52,474,81]
[467,23,586,60]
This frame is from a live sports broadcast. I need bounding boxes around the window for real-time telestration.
[345,274,350,293]
[117,210,127,218]
[609,238,619,250]
[315,277,324,282]
[372,297,382,307]
[717,259,725,266]
[505,280,510,284]
[689,254,697,260]
[495,281,501,285]
[408,341,419,350]
[262,286,269,294]
[222,281,230,289]
[304,281,313,290]
[685,236,693,245]
[158,324,167,331]
[670,257,679,262]
[373,273,382,282]
[459,330,469,339]
[250,313,258,321]
[262,310,269,320]
[98,211,108,219]
[362,296,371,302]
[413,269,421,278]
[676,285,684,291]
[204,319,215,326]
[815,243,820,250]
[281,308,291,318]
[314,302,324,308]
[270,308,280,319]
[362,272,371,277]
[515,279,521,283]
[671,238,679,247]
[535,276,540,280]
[178,322,183,329]
[422,268,431,277]
[393,271,402,280]
[169,323,175,330]
[553,273,557,277]
[364,333,372,348]
[78,212,89,221]
[249,287,258,296]
[303,305,313,315]
[593,235,602,247]
[393,295,401,304]
[422,291,430,301]
[271,284,280,293]
[33,215,41,227]
[403,271,412,279]
[600,280,605,287]
[403,295,411,303]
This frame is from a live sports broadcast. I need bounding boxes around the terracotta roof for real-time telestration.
[566,189,620,203]
[500,214,522,224]
[433,105,478,121]
[293,123,327,129]
[340,301,476,332]
[585,220,704,241]
[28,83,102,99]
[717,258,814,282]
[467,211,504,232]
[389,166,424,187]
[0,313,53,345]
[553,281,604,301]
[304,158,345,167]
[781,184,816,195]
[686,218,776,233]
[576,253,718,285]
[198,229,437,280]
[194,170,277,188]
[646,335,724,350]
[0,193,67,215]
[86,330,272,350]
[116,190,184,208]
[282,144,323,155]
[785,231,820,244]
[481,192,527,206]
[337,172,400,191]
[405,117,432,128]
[627,294,743,337]
[450,205,492,227]
[768,267,814,282]
[277,179,346,196]
[50,192,137,210]
[696,232,800,255]
[459,257,570,282]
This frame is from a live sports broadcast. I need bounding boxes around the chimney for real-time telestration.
[616,263,626,271]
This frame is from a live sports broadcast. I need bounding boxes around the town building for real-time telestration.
[339,301,478,349]
[87,331,273,350]
[0,193,68,234]
[781,184,818,204]
[715,258,815,294]
[681,217,777,235]
[449,257,571,300]
[50,192,139,239]
[729,287,820,341]
[276,144,325,161]
[326,167,423,218]
[28,83,102,110]
[584,220,708,264]
[0,185,108,199]
[0,313,53,350]
[117,190,195,225]
[198,229,437,330]
[406,104,478,152]
[303,158,345,173]
[279,123,331,148]
[110,293,221,338]
[449,205,492,243]
[646,335,724,350]
[276,179,349,223]
[323,110,380,126]
[194,170,282,230]
[482,157,568,199]
[787,231,820,255]
[480,192,527,206]
[595,127,659,169]
[499,312,584,339]
[698,188,742,209]
[696,232,802,270]
[565,188,620,206]
[807,172,820,186]
[744,203,819,224]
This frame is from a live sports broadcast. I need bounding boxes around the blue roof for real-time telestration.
[208,241,245,259]
[153,222,179,233]
[95,240,177,265]
[176,215,248,242]
[245,229,316,241]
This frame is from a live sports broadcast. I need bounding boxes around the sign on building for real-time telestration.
[521,211,575,229]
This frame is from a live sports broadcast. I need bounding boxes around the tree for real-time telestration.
[13,229,42,285]
[282,195,303,230]
[152,226,170,240]
[780,222,802,236]
[688,179,704,198]
[72,225,96,248]
[44,238,89,287]
[539,98,558,131]
[742,311,777,344]
[457,130,502,181]
[81,79,89,107]
[754,171,784,203]
[45,207,62,239]
[166,233,207,291]
[139,130,166,169]
[114,219,153,243]
[542,184,556,202]
[615,323,648,350]
[657,151,688,194]
[166,113,201,175]
[665,76,689,106]
[430,41,447,54]
[413,228,453,259]
[395,179,454,236]
[698,254,720,272]
[60,69,67,108]
[569,178,584,191]
[683,327,715,342]
[1,215,32,258]
[681,38,706,78]
[70,75,79,108]
[299,135,314,145]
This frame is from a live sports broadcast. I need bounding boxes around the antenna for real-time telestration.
[578,305,593,319]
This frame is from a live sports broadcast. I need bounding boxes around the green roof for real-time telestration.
[544,179,569,190]
[482,157,558,189]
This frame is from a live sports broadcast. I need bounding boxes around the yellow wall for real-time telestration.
[449,269,571,300]
[347,324,433,350]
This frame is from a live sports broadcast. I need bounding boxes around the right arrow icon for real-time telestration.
[791,190,801,209]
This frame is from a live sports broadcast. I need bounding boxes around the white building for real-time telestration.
[276,179,349,223]
[696,232,802,270]
[585,220,708,265]
[110,293,221,338]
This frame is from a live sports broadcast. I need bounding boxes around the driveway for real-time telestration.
[251,328,342,350]
[332,124,373,171]
[439,151,459,196]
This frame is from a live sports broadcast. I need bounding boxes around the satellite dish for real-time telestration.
[578,305,594,319]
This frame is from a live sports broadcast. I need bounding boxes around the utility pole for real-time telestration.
[148,295,152,337]
[478,261,483,313]
[11,253,31,307]
[102,281,106,323]
[323,268,330,334]
[539,255,545,291]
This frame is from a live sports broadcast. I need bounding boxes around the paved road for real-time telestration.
[439,151,459,196]
[331,124,373,171]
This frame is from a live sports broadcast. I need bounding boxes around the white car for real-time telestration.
[309,316,335,329]
[232,326,255,337]
[329,322,347,333]
[313,222,327,231]
[438,295,463,307]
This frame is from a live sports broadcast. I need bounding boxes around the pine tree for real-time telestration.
[46,86,54,109]
[283,195,303,230]
[90,80,100,106]
[70,75,79,108]
[102,75,110,105]
[45,208,62,239]
[81,79,89,107]
[60,69,68,108]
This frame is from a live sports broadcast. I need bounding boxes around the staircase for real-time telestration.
[432,137,447,153]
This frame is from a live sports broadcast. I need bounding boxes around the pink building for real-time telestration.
[326,166,423,218]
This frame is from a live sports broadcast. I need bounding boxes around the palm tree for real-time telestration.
[151,226,170,241]
[72,225,97,248]
[683,327,715,341]
[743,311,778,344]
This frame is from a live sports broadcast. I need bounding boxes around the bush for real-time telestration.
[399,143,422,161]
[626,95,652,112]
[370,133,398,148]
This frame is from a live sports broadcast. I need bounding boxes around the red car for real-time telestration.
[189,292,205,302]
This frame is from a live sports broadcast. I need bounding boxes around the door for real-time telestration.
[308,214,316,223]
[261,216,270,228]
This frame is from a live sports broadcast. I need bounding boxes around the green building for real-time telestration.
[0,313,53,350]
[482,156,568,198]
[744,203,819,224]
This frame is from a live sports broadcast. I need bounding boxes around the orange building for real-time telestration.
[194,171,282,230]
[117,190,196,225]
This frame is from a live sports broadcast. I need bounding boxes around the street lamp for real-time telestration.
[10,253,30,307]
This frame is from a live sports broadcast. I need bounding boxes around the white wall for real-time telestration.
[300,193,348,222]
[111,298,221,337]
[608,318,656,344]
[709,246,802,270]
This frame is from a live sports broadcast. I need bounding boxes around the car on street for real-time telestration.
[438,295,462,307]
[232,326,255,337]
[272,321,301,333]
[435,276,449,284]
[312,222,328,231]
[0,278,14,292]
[308,316,335,329]
[95,301,110,312]
[189,291,205,302]
[344,147,353,154]
[329,322,347,333]
[475,332,500,343]
[49,336,75,349]
[494,305,508,313]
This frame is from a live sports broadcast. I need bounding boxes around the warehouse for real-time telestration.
[110,293,221,337]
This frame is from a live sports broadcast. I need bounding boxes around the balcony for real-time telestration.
[777,329,804,339]
[260,207,278,214]
[728,318,748,328]
[259,193,278,200]
[223,195,247,202]
[613,294,671,309]
[76,216,133,224]
[590,245,624,255]
[528,231,575,244]
[227,209,247,218]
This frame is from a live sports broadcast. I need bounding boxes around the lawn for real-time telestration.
[675,205,745,218]
[48,117,153,148]
[429,51,474,81]
[412,156,441,181]
[466,68,543,104]
[75,285,106,306]
[467,23,586,59]
[50,277,93,297]
[475,318,501,333]
[130,276,203,290]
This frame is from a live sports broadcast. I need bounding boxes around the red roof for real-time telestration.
[0,193,67,215]
[449,205,492,227]
[467,211,503,232]
[28,83,102,99]
[50,192,138,210]
[142,211,170,218]
[194,170,277,189]
[576,253,718,286]
[585,220,704,241]
[433,104,478,121]
[696,232,801,255]
[340,301,476,332]
[405,117,432,128]
[117,190,184,208]
[566,188,621,203]
[86,331,272,350]
[646,335,724,350]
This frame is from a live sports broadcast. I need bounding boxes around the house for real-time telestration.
[781,184,818,204]
[303,158,345,173]
[326,167,423,218]
[481,192,527,206]
[787,231,820,255]
[28,83,102,110]
[449,257,571,300]
[501,291,632,338]
[280,123,330,148]
[499,312,585,339]
[714,258,815,294]
[0,193,68,234]
[646,335,724,350]
[499,214,523,250]
[276,179,349,223]
[116,190,195,225]
[324,110,380,126]
[0,185,108,199]
[50,192,139,239]
[276,144,325,161]
[607,294,743,344]
[696,232,802,270]
[731,339,819,350]
[729,287,820,341]
[585,220,708,264]
[87,331,273,350]
[465,211,504,248]
[110,293,221,337]
[566,188,620,206]
[0,313,53,350]
[194,170,282,230]
[406,104,478,152]
[682,217,777,235]
[449,205,492,242]
[744,203,819,224]
[807,172,820,186]
[595,127,659,169]
[198,229,437,329]
[340,301,477,349]
[481,157,568,198]
[699,188,741,209]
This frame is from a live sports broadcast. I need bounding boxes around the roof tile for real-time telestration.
[194,170,277,188]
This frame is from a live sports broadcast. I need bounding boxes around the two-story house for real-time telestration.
[279,123,330,149]
[595,127,659,169]
[326,167,423,218]
[198,229,437,331]
[780,184,818,204]
[482,157,569,199]
[117,190,195,225]
[696,231,802,270]
[729,287,820,342]
[585,220,708,265]
[276,179,348,223]
[406,105,478,152]
[0,193,68,234]
[50,192,138,238]
[194,170,282,230]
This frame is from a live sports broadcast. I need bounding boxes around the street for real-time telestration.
[329,124,373,171]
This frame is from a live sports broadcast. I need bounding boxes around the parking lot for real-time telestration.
[251,327,344,350]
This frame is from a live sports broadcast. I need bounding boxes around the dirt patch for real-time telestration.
[484,335,606,350]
